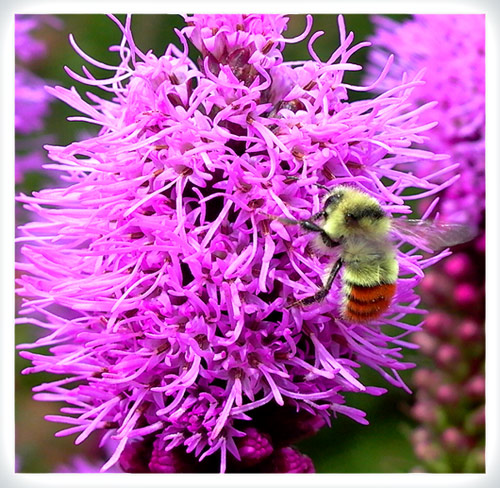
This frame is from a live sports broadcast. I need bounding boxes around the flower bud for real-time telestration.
[423,311,453,338]
[412,368,436,389]
[435,344,461,368]
[413,332,438,356]
[474,233,485,254]
[414,441,440,462]
[411,426,432,445]
[119,440,151,473]
[457,319,483,342]
[454,283,480,309]
[435,384,460,405]
[441,427,469,451]
[464,374,485,399]
[443,253,472,279]
[268,447,315,473]
[149,441,194,473]
[411,400,437,424]
[420,272,452,302]
[237,427,273,466]
[464,405,485,434]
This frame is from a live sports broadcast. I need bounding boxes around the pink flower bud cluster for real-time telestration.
[119,414,317,473]
[411,239,485,472]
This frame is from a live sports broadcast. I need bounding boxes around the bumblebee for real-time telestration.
[276,185,475,322]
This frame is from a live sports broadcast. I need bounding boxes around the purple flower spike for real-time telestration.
[17,14,456,472]
[367,15,485,473]
[367,14,485,231]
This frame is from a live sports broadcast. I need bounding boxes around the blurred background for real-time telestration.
[15,13,483,473]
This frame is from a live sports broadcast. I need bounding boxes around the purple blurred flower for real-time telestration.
[15,15,53,135]
[58,457,122,473]
[15,15,49,62]
[367,15,485,472]
[366,14,485,230]
[17,14,456,473]
[15,15,60,183]
[15,70,50,136]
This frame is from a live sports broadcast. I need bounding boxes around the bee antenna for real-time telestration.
[316,183,330,191]
[284,175,331,192]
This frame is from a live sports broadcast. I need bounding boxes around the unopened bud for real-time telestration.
[420,272,452,301]
[435,344,461,368]
[411,400,437,424]
[443,253,472,279]
[237,427,273,466]
[441,427,469,451]
[454,283,480,308]
[268,447,315,473]
[412,368,436,389]
[457,319,483,342]
[465,374,485,399]
[414,441,441,462]
[119,440,151,473]
[436,384,460,405]
[413,331,438,356]
[465,405,485,434]
[424,311,453,338]
[474,233,485,254]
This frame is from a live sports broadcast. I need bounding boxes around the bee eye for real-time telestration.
[345,213,357,224]
[323,193,342,210]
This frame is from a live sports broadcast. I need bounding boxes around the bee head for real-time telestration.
[321,185,390,239]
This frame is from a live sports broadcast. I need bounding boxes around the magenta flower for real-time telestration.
[57,457,122,473]
[15,70,50,136]
[17,14,457,472]
[366,14,485,231]
[15,15,53,135]
[15,15,61,184]
[15,15,49,62]
[367,15,485,472]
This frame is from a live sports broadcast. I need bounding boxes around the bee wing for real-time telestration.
[390,219,477,252]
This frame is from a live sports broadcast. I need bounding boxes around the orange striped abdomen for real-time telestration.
[342,283,396,323]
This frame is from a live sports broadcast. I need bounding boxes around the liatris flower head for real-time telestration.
[17,14,458,472]
[366,14,485,231]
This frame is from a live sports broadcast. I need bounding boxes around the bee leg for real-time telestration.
[311,210,327,221]
[270,214,339,247]
[276,217,324,234]
[299,220,325,233]
[297,221,341,251]
[288,258,343,308]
